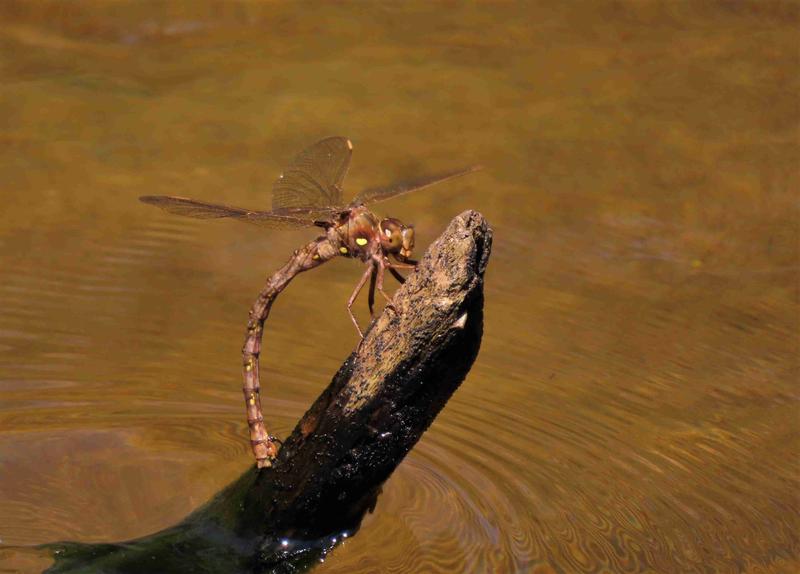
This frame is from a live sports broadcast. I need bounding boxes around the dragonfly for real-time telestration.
[140,136,480,467]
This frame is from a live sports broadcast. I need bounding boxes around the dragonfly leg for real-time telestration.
[368,265,377,316]
[347,263,374,338]
[375,258,397,313]
[388,267,406,285]
[386,257,417,284]
[393,257,418,268]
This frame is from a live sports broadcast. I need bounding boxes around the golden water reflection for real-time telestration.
[0,2,798,572]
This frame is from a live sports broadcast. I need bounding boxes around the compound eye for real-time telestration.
[401,227,415,250]
[389,230,402,248]
[379,220,403,252]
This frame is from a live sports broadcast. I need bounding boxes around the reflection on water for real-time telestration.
[1,1,798,572]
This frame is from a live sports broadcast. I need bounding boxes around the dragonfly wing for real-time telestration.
[272,136,352,212]
[139,196,317,229]
[352,165,482,206]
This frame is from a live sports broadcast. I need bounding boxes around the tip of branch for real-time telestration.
[342,210,492,411]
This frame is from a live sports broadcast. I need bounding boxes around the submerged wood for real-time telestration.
[44,211,492,573]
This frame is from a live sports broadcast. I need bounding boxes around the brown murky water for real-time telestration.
[1,2,798,572]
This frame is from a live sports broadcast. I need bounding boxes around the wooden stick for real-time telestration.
[261,210,492,537]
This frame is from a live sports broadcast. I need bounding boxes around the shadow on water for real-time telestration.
[41,469,360,574]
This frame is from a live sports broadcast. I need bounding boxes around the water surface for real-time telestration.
[0,2,798,572]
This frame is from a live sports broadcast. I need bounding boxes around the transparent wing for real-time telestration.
[272,136,352,212]
[352,165,482,206]
[139,196,318,229]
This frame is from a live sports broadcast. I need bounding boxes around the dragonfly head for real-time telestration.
[379,218,415,260]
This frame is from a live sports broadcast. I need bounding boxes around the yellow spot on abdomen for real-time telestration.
[356,237,368,246]
[339,246,348,254]
[312,253,320,260]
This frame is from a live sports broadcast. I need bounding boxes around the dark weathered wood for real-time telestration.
[260,209,492,538]
[44,210,492,573]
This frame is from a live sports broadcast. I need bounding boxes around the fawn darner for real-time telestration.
[140,136,480,467]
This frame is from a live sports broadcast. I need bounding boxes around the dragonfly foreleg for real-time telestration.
[347,262,374,338]
[386,257,418,284]
[391,259,417,268]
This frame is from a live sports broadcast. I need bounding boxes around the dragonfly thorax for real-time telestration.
[329,208,414,262]
[331,207,380,261]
